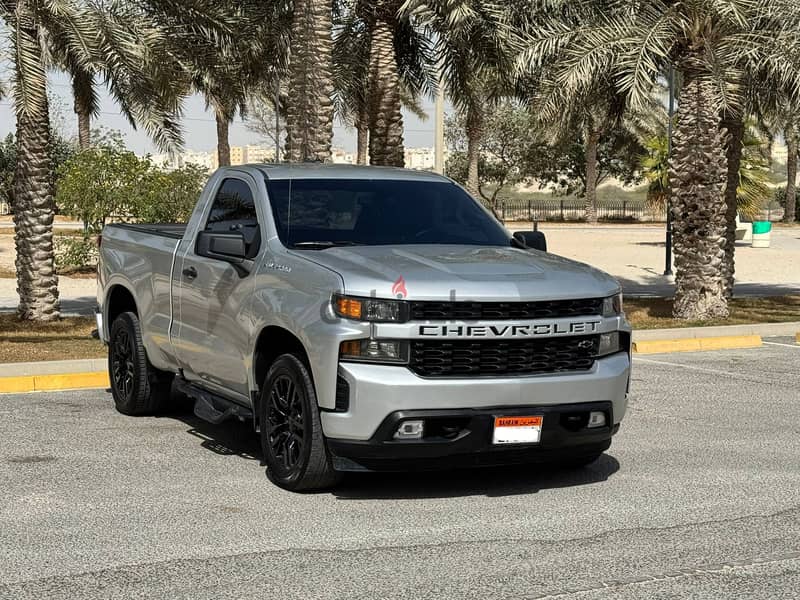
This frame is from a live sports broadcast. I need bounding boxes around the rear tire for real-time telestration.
[259,353,341,491]
[108,311,173,415]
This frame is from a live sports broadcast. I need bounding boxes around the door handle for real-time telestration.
[182,266,198,280]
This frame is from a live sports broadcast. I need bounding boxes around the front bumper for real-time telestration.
[321,351,630,441]
[327,402,618,472]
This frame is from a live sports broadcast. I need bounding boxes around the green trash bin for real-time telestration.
[751,221,772,248]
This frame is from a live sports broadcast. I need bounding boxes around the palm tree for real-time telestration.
[334,0,434,166]
[333,1,372,165]
[786,126,799,223]
[5,0,67,320]
[519,0,800,319]
[2,0,228,321]
[363,1,406,166]
[285,0,336,162]
[140,0,288,168]
[51,4,188,152]
[401,0,514,195]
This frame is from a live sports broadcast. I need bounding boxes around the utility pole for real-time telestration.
[434,83,445,174]
[664,65,675,276]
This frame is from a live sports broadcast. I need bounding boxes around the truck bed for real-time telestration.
[107,223,187,240]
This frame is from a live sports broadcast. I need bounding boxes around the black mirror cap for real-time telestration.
[514,230,547,252]
[196,231,247,263]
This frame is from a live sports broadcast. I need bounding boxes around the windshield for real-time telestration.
[265,178,511,248]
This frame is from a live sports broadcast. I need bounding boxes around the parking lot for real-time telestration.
[1,340,799,599]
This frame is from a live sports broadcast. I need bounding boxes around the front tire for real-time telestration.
[259,354,341,491]
[108,311,173,415]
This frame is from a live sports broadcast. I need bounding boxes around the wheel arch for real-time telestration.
[105,284,138,331]
[252,325,311,430]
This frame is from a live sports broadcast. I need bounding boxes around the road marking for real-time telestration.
[763,341,800,349]
[632,357,754,379]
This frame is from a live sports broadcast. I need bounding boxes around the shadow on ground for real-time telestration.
[332,455,620,500]
[162,395,620,499]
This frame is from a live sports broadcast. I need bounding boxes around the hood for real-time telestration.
[294,244,620,301]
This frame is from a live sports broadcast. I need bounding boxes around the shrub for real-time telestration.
[56,146,208,231]
[55,237,98,273]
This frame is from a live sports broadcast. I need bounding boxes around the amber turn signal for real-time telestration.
[336,297,362,320]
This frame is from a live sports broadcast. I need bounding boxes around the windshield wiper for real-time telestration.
[292,241,362,250]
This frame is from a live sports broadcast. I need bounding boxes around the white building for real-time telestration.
[331,148,356,165]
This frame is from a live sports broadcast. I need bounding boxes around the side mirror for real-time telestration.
[196,231,247,264]
[514,230,547,252]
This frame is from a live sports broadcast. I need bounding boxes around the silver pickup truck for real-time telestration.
[97,164,631,490]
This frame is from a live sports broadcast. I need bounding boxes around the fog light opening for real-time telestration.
[394,420,424,440]
[588,411,606,428]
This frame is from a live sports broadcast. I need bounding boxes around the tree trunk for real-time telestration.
[284,0,335,162]
[785,131,797,223]
[465,104,483,199]
[72,69,93,149]
[584,128,600,223]
[356,108,369,165]
[215,109,231,167]
[670,73,729,320]
[721,115,743,298]
[13,1,60,321]
[368,5,404,167]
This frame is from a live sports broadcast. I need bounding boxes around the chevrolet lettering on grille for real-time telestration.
[418,320,601,338]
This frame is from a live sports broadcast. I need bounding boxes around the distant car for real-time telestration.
[97,164,631,490]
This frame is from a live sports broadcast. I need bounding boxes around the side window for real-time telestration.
[203,178,261,258]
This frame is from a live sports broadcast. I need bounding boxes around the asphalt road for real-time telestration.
[1,340,800,599]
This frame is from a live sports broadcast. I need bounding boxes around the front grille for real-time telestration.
[409,298,603,321]
[409,335,598,377]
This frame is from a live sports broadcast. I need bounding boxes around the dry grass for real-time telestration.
[0,314,105,363]
[626,296,800,329]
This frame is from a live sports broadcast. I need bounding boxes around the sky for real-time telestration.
[0,70,445,156]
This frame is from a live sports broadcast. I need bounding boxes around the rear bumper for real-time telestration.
[328,402,618,472]
[321,351,630,441]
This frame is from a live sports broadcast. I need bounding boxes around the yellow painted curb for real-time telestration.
[796,332,800,344]
[0,371,109,394]
[633,335,762,355]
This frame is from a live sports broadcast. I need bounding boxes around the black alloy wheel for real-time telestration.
[267,373,305,471]
[107,311,173,415]
[110,326,135,401]
[260,354,341,491]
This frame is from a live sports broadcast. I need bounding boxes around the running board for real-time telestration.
[175,380,253,425]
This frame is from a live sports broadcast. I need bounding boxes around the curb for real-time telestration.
[1,322,798,393]
[632,335,763,355]
[632,321,800,341]
[0,372,108,393]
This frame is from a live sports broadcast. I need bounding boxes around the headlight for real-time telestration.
[602,293,623,317]
[340,339,410,364]
[333,294,409,322]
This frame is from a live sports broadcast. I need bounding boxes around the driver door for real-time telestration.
[173,175,262,401]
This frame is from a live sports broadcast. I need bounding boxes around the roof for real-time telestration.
[249,163,452,182]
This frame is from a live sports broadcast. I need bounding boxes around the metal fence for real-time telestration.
[484,197,664,223]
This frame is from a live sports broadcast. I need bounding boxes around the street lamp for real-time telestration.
[664,65,675,276]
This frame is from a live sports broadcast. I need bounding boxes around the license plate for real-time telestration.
[492,416,543,445]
